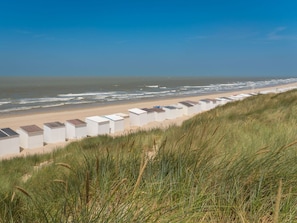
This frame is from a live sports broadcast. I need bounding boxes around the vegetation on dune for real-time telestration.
[1,89,297,222]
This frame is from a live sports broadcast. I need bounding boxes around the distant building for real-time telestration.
[152,107,166,122]
[85,116,110,136]
[105,114,125,134]
[184,100,201,114]
[178,101,196,116]
[128,108,148,127]
[43,122,66,144]
[141,108,156,123]
[18,125,43,149]
[162,106,177,119]
[0,128,20,156]
[113,113,130,129]
[65,119,87,140]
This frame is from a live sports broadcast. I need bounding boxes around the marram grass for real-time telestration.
[1,89,297,222]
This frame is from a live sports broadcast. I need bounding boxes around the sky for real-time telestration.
[0,0,297,77]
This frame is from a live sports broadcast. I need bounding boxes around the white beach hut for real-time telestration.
[184,100,201,114]
[18,125,43,149]
[142,108,156,123]
[0,128,20,156]
[199,99,215,111]
[43,122,66,144]
[113,113,130,129]
[162,106,178,119]
[208,99,218,109]
[173,104,184,118]
[105,114,125,134]
[128,108,148,127]
[216,97,233,106]
[65,119,87,140]
[152,107,166,122]
[178,101,196,116]
[85,116,110,136]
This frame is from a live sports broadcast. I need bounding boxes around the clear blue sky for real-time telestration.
[1,0,296,77]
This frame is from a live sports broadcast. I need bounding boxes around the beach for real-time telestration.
[0,81,297,159]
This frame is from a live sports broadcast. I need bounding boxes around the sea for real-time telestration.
[0,76,296,115]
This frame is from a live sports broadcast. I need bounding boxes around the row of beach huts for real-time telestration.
[0,88,294,158]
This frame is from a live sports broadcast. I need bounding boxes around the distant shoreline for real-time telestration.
[1,76,296,116]
[0,79,297,118]
[1,81,296,130]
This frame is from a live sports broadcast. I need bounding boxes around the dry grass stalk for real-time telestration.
[146,140,159,161]
[110,178,127,197]
[15,186,31,199]
[53,179,67,185]
[273,179,282,223]
[133,148,149,193]
[56,162,72,171]
[10,192,16,202]
[86,171,90,205]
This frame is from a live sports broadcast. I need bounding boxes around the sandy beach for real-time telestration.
[1,82,297,159]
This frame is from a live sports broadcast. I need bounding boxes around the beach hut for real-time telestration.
[208,99,218,109]
[18,125,43,149]
[85,116,110,136]
[174,104,184,118]
[0,128,20,156]
[141,108,156,123]
[199,99,215,111]
[216,97,233,106]
[43,122,66,144]
[128,108,148,127]
[162,106,178,119]
[113,113,130,129]
[152,107,166,122]
[65,119,87,140]
[105,114,124,134]
[178,101,196,116]
[184,100,201,114]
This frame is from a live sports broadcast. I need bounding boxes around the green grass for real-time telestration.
[1,89,297,222]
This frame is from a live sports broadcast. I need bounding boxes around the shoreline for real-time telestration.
[1,82,297,130]
[0,82,297,160]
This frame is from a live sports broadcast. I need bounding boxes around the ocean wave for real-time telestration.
[17,97,74,105]
[58,92,117,97]
[145,85,159,88]
[41,103,65,108]
[0,105,41,113]
[0,101,11,106]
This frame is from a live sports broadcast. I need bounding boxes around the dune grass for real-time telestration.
[1,89,297,222]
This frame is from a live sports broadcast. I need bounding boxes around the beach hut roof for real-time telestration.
[128,108,146,115]
[179,101,194,107]
[44,122,65,129]
[199,99,211,103]
[216,97,232,101]
[20,125,43,134]
[142,108,155,113]
[151,107,165,113]
[66,119,86,127]
[105,114,124,121]
[113,113,129,118]
[164,106,177,110]
[185,100,198,105]
[0,128,19,139]
[86,116,109,123]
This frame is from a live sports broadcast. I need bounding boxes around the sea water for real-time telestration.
[0,76,296,115]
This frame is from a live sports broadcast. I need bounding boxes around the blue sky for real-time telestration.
[0,0,297,77]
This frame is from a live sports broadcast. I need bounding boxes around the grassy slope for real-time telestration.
[1,90,297,222]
